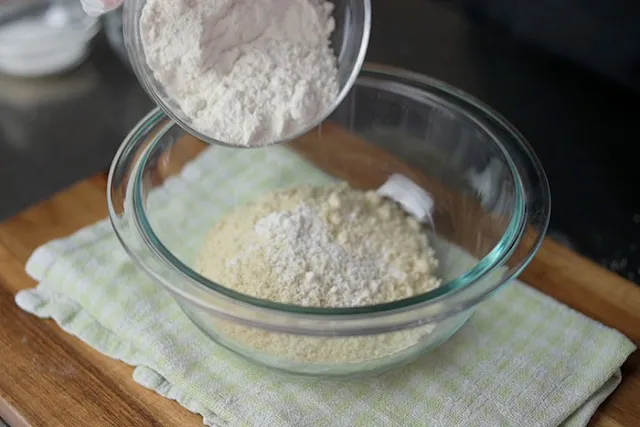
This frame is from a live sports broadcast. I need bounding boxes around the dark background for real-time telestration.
[0,0,639,283]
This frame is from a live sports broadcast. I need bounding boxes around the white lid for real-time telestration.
[377,174,435,227]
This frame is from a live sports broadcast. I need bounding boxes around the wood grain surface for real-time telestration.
[0,130,638,426]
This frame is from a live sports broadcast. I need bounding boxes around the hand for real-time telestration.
[80,0,124,16]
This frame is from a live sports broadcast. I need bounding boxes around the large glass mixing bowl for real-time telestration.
[108,64,550,377]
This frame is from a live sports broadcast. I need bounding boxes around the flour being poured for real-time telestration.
[139,0,339,147]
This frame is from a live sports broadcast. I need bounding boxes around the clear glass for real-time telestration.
[0,0,99,77]
[123,0,371,147]
[108,65,551,377]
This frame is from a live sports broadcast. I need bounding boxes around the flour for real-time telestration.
[139,0,339,147]
[253,204,389,306]
[195,183,442,364]
[196,183,441,308]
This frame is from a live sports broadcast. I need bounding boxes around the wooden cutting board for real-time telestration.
[0,134,638,426]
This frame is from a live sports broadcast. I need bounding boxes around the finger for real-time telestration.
[80,0,124,17]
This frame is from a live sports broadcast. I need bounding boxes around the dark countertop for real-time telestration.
[365,0,640,282]
[0,37,154,219]
[1,0,639,283]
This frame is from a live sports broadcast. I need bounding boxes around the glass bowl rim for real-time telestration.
[122,0,372,148]
[108,64,550,320]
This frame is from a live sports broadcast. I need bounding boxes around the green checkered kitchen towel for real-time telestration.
[16,144,635,427]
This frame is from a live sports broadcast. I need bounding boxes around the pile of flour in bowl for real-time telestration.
[196,183,441,308]
[139,0,339,147]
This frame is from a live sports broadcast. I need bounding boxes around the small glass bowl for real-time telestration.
[122,0,371,148]
[108,64,551,377]
[0,0,100,77]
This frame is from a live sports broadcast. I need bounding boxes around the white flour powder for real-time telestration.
[139,0,339,147]
[195,183,442,364]
[196,183,441,307]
